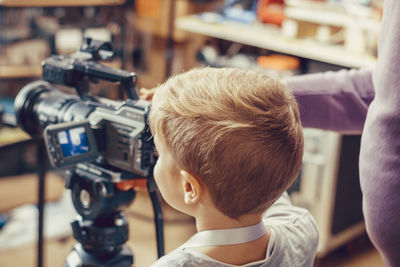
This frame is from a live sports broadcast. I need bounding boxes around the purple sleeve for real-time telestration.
[285,68,374,133]
[359,1,400,266]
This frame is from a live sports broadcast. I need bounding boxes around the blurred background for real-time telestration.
[0,0,384,266]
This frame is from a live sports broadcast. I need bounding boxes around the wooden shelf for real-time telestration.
[0,127,30,147]
[0,65,42,79]
[176,15,377,68]
[0,0,125,7]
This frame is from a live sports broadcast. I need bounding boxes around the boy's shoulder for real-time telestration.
[151,248,268,267]
[150,248,221,267]
[151,194,318,267]
[151,223,317,267]
[262,194,319,266]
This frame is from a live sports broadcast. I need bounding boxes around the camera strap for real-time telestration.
[180,221,267,249]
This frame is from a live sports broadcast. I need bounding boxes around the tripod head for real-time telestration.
[64,163,138,266]
[67,162,137,221]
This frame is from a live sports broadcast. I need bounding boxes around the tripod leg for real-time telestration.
[37,140,47,267]
[147,177,165,258]
[65,243,133,267]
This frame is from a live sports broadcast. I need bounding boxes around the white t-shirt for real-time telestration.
[151,193,318,267]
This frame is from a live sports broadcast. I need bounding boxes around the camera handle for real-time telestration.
[74,37,139,101]
[42,37,139,102]
[73,60,139,101]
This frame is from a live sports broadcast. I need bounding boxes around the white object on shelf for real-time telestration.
[345,22,367,54]
[281,19,299,39]
[55,28,83,55]
[84,27,112,42]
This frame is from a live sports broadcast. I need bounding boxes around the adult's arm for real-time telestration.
[359,1,400,266]
[285,68,374,133]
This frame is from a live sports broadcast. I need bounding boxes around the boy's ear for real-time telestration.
[180,170,202,205]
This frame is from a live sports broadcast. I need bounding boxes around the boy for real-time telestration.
[148,67,318,266]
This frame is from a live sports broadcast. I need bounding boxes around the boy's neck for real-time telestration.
[188,232,270,265]
[190,209,269,265]
[194,207,263,232]
[185,194,269,264]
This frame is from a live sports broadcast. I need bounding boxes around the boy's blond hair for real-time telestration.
[149,67,303,219]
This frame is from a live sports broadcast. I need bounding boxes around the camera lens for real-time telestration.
[14,81,53,135]
[14,81,96,136]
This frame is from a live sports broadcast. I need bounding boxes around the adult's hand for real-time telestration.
[139,88,156,101]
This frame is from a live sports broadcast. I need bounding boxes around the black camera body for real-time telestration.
[41,97,153,178]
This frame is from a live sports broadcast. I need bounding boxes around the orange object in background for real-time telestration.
[116,178,148,191]
[257,54,300,71]
[135,0,161,18]
[257,0,285,26]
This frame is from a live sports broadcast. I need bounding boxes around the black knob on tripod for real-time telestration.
[71,213,129,253]
[65,243,133,267]
[66,213,133,267]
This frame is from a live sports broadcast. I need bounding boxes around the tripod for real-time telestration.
[64,162,164,267]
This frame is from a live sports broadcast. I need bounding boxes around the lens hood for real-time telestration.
[14,81,51,135]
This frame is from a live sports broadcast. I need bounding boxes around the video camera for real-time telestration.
[14,38,162,267]
[14,38,154,176]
